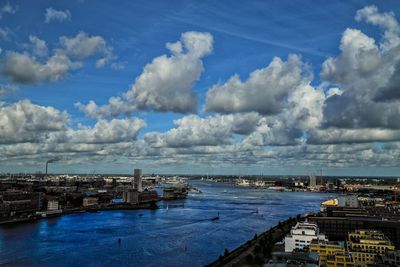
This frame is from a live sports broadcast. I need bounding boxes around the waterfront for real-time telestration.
[0,180,328,267]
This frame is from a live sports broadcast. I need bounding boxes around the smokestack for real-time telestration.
[45,159,59,176]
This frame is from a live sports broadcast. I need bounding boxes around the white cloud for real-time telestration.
[0,100,69,144]
[355,5,400,50]
[0,101,147,165]
[2,51,76,84]
[144,113,260,148]
[308,128,400,144]
[67,118,146,144]
[29,35,48,58]
[78,31,213,117]
[205,54,310,114]
[3,52,73,84]
[58,31,113,64]
[1,32,115,84]
[44,7,71,23]
[0,2,17,19]
[321,5,400,130]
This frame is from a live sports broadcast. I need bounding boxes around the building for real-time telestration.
[380,250,400,266]
[123,189,139,204]
[133,169,142,192]
[309,176,317,187]
[138,190,158,203]
[47,200,59,211]
[82,197,98,207]
[284,222,327,252]
[337,195,359,208]
[309,216,400,248]
[265,251,319,267]
[163,187,188,200]
[0,191,41,219]
[308,239,347,266]
[320,199,338,212]
[347,230,395,267]
[325,251,354,267]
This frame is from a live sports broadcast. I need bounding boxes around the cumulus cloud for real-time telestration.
[0,100,69,144]
[144,113,261,148]
[0,2,17,19]
[3,6,400,172]
[29,35,48,58]
[44,7,71,23]
[321,5,400,130]
[1,32,115,84]
[355,5,400,50]
[0,100,147,166]
[2,51,76,84]
[78,31,213,118]
[308,128,400,144]
[58,31,114,66]
[67,118,146,144]
[205,54,310,114]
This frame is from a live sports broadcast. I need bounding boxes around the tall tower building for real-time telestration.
[309,175,317,187]
[133,168,142,192]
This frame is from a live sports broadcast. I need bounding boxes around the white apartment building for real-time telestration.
[284,222,327,252]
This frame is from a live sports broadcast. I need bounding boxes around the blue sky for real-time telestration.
[1,0,400,176]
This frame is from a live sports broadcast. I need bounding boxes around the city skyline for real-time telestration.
[1,0,400,176]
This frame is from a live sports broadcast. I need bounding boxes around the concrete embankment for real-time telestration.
[205,214,303,267]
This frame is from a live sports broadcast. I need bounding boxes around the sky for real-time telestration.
[1,0,400,176]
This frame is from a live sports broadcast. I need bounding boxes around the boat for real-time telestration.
[211,212,220,221]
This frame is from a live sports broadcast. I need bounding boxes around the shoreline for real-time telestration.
[205,214,304,267]
[0,202,158,226]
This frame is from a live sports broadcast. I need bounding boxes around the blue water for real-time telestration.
[0,180,328,267]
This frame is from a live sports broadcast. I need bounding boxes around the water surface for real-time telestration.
[0,180,328,267]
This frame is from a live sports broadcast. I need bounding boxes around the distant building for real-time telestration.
[123,189,139,204]
[163,187,188,200]
[309,176,317,187]
[0,191,41,219]
[133,169,142,192]
[82,197,98,207]
[138,190,158,203]
[284,222,327,252]
[347,230,395,267]
[47,200,59,211]
[337,195,359,208]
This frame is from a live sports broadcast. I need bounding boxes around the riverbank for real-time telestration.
[206,214,304,267]
[0,202,158,226]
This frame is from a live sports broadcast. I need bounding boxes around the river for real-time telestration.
[0,180,329,267]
